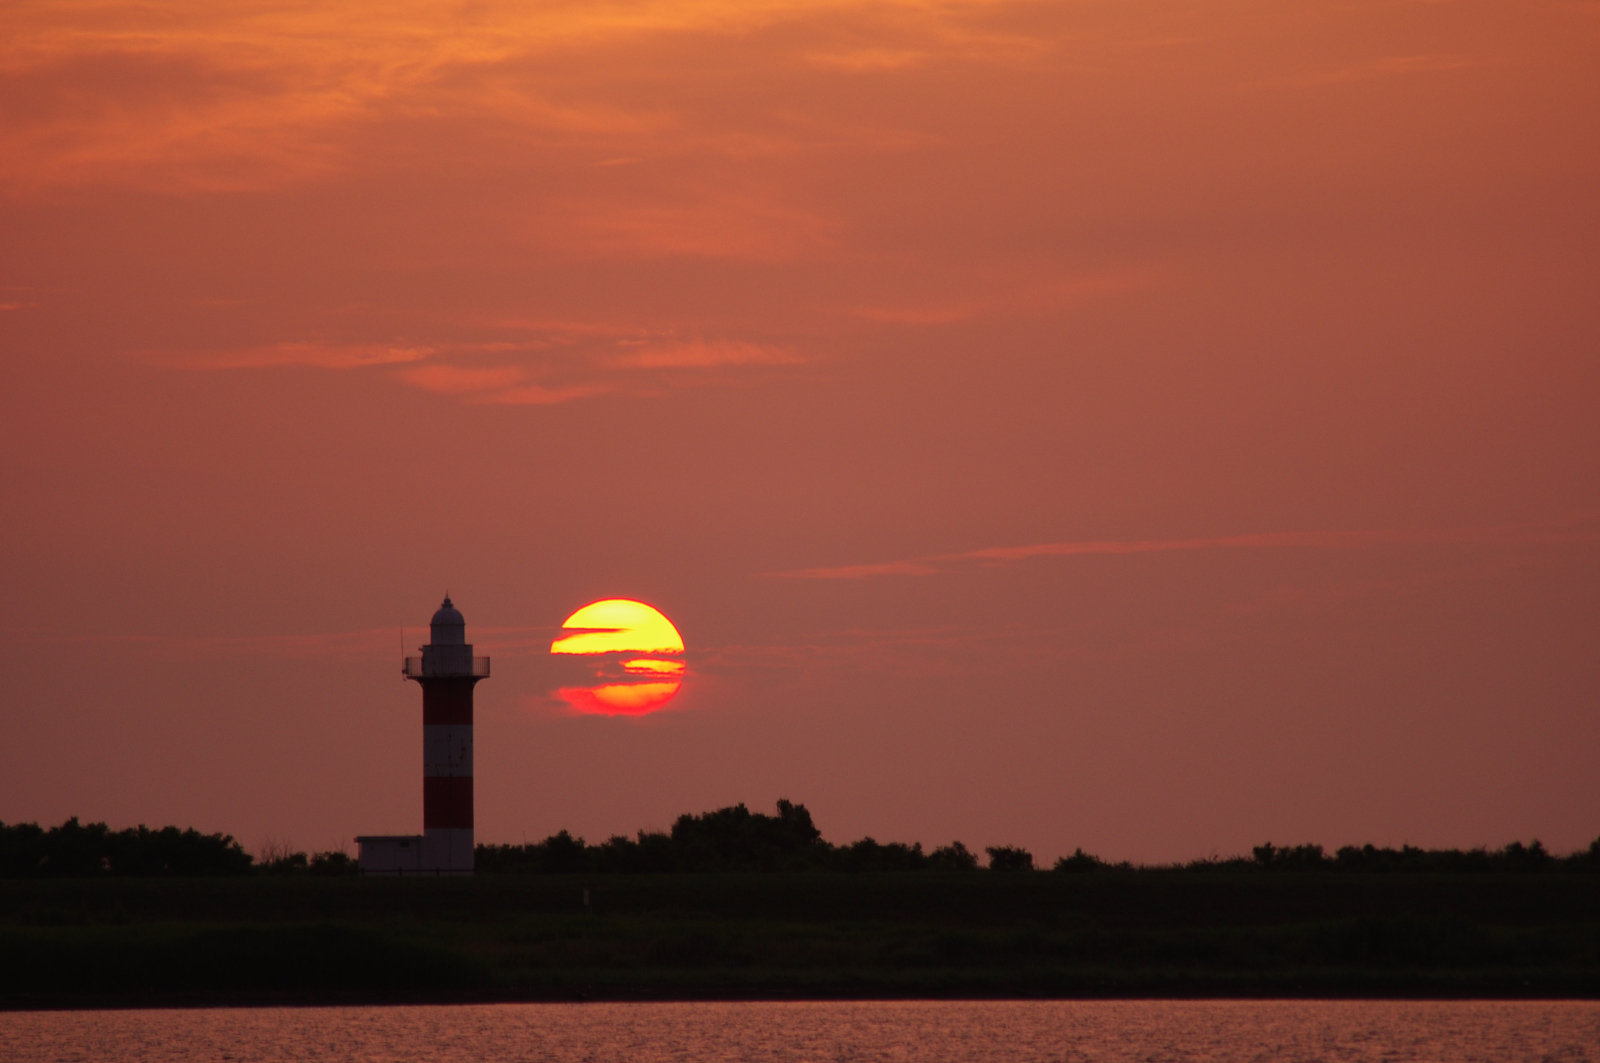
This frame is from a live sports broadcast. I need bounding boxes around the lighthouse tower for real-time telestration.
[356,596,489,875]
[408,596,488,873]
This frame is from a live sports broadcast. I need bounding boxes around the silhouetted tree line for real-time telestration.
[475,800,1600,875]
[254,846,359,876]
[0,818,356,877]
[476,800,984,874]
[1233,839,1600,874]
[1046,839,1600,874]
[0,818,252,876]
[6,806,1598,876]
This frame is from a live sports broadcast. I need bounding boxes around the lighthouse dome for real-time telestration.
[429,596,466,645]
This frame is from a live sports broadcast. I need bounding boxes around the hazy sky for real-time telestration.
[2,0,1597,863]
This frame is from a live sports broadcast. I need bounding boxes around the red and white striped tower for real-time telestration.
[403,596,489,874]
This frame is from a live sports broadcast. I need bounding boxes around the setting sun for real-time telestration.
[551,599,684,715]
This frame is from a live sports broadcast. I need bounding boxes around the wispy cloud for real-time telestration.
[849,268,1160,325]
[804,47,928,70]
[606,339,801,368]
[551,195,840,262]
[476,383,611,406]
[0,0,1039,194]
[396,362,603,405]
[396,364,528,395]
[159,342,433,370]
[0,627,399,660]
[1,623,564,660]
[1261,53,1482,89]
[140,324,801,407]
[773,518,1600,580]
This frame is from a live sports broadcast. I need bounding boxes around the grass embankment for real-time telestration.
[2,873,1597,1007]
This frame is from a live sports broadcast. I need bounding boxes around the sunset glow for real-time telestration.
[551,600,685,716]
[3,0,1597,863]
[555,682,685,717]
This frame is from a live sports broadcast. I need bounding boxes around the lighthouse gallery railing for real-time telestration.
[402,657,490,678]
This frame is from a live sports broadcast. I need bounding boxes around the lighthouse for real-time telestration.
[356,596,489,875]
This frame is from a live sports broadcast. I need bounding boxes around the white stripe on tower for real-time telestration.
[423,725,473,777]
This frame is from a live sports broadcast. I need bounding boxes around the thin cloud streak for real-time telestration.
[475,383,610,406]
[155,342,434,370]
[0,624,564,659]
[142,328,800,407]
[397,364,528,395]
[849,269,1161,325]
[606,340,802,369]
[1262,53,1483,89]
[774,520,1600,580]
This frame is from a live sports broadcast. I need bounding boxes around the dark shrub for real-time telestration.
[927,841,978,871]
[309,851,357,875]
[986,846,1034,872]
[1053,848,1106,873]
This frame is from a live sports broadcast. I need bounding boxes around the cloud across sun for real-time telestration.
[551,599,685,715]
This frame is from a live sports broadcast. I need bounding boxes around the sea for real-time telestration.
[1,1000,1596,1063]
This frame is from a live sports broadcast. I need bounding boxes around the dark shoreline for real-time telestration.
[7,987,1600,1013]
[5,873,1597,1010]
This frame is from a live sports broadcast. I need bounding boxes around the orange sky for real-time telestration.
[2,0,1597,861]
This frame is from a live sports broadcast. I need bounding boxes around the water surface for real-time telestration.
[3,1000,1596,1063]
